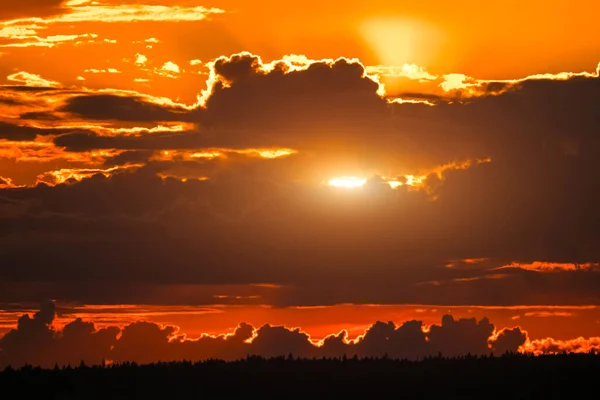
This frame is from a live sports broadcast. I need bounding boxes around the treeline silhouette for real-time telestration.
[1,353,598,399]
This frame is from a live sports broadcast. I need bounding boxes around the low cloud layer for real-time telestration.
[0,303,538,368]
[3,303,598,369]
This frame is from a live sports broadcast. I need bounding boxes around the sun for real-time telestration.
[328,176,367,189]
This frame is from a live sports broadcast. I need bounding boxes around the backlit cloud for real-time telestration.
[6,71,60,87]
[135,53,148,66]
[3,2,225,25]
[84,68,122,74]
[0,2,224,52]
[36,163,142,186]
[498,262,600,273]
[439,63,600,97]
[155,61,181,78]
[366,64,438,80]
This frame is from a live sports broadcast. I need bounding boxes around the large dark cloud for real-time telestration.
[51,55,600,170]
[0,304,527,368]
[1,54,600,307]
[0,160,599,306]
[199,54,387,132]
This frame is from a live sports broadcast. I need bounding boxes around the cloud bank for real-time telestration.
[0,54,599,308]
[0,303,536,368]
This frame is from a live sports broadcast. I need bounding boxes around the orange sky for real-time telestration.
[1,0,600,363]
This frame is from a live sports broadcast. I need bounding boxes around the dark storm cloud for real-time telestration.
[199,54,387,131]
[1,160,599,306]
[492,327,528,355]
[0,54,599,307]
[50,55,600,171]
[0,304,527,368]
[53,54,391,149]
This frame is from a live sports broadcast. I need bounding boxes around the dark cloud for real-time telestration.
[1,55,600,307]
[428,315,494,357]
[0,155,599,306]
[0,0,66,20]
[102,150,155,166]
[0,86,60,93]
[0,302,119,368]
[0,122,79,141]
[54,130,210,151]
[492,327,529,355]
[19,111,64,121]
[49,55,600,171]
[351,320,430,359]
[59,95,191,122]
[0,304,527,368]
[200,54,387,132]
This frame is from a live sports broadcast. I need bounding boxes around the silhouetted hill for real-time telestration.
[1,353,597,399]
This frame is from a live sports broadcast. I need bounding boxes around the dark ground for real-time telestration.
[1,353,598,399]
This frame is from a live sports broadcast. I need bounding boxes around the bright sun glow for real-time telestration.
[328,176,367,189]
[360,17,444,67]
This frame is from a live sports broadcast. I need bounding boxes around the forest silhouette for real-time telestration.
[1,353,598,399]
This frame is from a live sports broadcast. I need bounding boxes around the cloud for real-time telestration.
[35,163,142,186]
[427,315,495,357]
[198,52,387,134]
[59,94,190,121]
[0,302,119,367]
[522,312,573,318]
[7,71,60,87]
[0,304,529,368]
[521,337,600,355]
[155,61,181,78]
[3,2,225,24]
[1,54,600,307]
[0,32,99,49]
[0,176,23,189]
[84,68,122,74]
[0,2,224,50]
[491,327,528,355]
[438,63,600,97]
[366,64,438,80]
[0,121,74,140]
[135,53,148,66]
[0,0,66,21]
[497,262,600,273]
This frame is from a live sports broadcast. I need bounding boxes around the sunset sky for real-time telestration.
[1,0,600,365]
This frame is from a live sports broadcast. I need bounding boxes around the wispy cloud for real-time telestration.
[5,2,225,25]
[7,71,60,87]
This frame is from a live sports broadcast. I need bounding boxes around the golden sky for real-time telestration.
[1,0,600,366]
